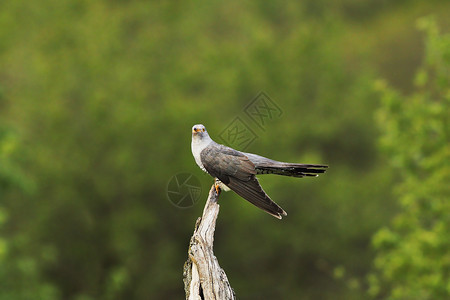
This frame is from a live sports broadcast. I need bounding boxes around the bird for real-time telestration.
[191,124,328,219]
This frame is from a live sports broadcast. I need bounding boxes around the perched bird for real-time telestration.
[191,124,328,219]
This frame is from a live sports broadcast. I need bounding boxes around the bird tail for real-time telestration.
[243,152,328,178]
[256,162,327,178]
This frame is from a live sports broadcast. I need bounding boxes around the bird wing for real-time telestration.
[226,176,287,219]
[200,144,287,219]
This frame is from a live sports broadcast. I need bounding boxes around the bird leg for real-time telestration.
[214,178,221,195]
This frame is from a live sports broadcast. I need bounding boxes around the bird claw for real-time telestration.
[214,179,221,195]
[215,183,221,195]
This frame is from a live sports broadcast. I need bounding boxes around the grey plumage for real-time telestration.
[191,124,328,219]
[243,152,327,178]
[200,143,287,219]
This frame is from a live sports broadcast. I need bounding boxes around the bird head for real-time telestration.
[192,124,210,141]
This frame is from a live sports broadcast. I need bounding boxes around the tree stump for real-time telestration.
[183,184,236,300]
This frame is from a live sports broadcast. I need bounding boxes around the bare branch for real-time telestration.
[183,185,235,300]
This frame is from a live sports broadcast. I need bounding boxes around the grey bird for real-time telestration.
[191,124,328,219]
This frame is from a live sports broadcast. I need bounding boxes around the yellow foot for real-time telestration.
[214,182,221,195]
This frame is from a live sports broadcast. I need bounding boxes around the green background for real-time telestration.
[0,1,448,299]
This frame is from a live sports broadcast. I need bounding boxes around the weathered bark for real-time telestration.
[183,184,236,300]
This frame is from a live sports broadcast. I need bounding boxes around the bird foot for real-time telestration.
[215,183,221,195]
[214,179,221,195]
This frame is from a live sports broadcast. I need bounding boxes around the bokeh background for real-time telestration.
[0,1,448,299]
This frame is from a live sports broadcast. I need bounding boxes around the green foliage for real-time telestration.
[370,18,450,299]
[0,129,26,194]
[0,128,55,300]
[0,1,448,299]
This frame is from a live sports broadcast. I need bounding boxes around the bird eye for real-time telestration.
[202,128,205,132]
